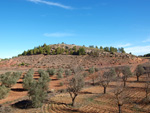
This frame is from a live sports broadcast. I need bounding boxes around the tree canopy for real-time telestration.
[20,43,126,56]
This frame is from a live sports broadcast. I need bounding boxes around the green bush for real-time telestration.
[38,69,44,77]
[47,68,56,76]
[65,69,72,76]
[95,67,99,72]
[38,71,50,91]
[28,80,47,108]
[0,72,22,88]
[23,70,34,90]
[0,85,10,99]
[58,68,64,74]
[25,70,50,108]
[59,82,64,86]
[57,72,63,79]
[78,47,86,55]
[28,68,34,75]
[89,67,95,74]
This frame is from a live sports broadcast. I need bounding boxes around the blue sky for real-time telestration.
[0,0,150,58]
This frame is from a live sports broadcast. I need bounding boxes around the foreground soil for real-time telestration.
[3,74,149,113]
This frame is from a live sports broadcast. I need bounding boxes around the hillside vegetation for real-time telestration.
[20,43,126,56]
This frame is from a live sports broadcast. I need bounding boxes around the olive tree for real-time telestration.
[122,66,132,87]
[66,67,85,106]
[135,65,144,82]
[57,68,64,74]
[72,66,84,74]
[114,81,125,113]
[115,67,123,77]
[89,66,95,74]
[28,80,47,108]
[65,69,72,77]
[0,85,10,100]
[23,70,34,90]
[0,72,21,100]
[0,72,22,88]
[47,68,56,76]
[89,67,96,85]
[99,68,116,94]
[26,70,50,108]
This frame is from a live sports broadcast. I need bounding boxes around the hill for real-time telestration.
[0,44,146,73]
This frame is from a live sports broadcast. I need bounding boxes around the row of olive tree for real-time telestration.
[19,64,147,112]
[86,64,148,113]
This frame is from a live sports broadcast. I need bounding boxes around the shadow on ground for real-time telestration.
[11,100,32,109]
[11,88,27,92]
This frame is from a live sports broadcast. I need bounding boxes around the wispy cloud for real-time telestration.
[142,38,150,43]
[27,0,73,9]
[117,43,132,47]
[125,46,150,55]
[44,32,74,37]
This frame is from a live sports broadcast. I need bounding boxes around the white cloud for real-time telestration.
[44,32,74,37]
[125,46,150,55]
[117,43,131,47]
[27,0,73,9]
[142,38,150,43]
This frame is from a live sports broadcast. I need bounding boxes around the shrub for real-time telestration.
[72,66,84,74]
[38,69,49,77]
[57,72,63,79]
[78,47,86,55]
[38,71,50,91]
[59,82,64,86]
[83,72,89,77]
[23,70,34,90]
[65,69,72,76]
[0,72,22,88]
[27,71,50,108]
[28,80,47,108]
[89,67,95,74]
[95,67,99,72]
[58,68,64,74]
[38,69,44,75]
[47,68,56,76]
[28,68,34,75]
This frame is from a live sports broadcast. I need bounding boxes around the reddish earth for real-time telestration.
[0,54,149,113]
[0,54,147,73]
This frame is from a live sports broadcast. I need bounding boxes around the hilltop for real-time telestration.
[0,43,146,73]
[20,43,126,56]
